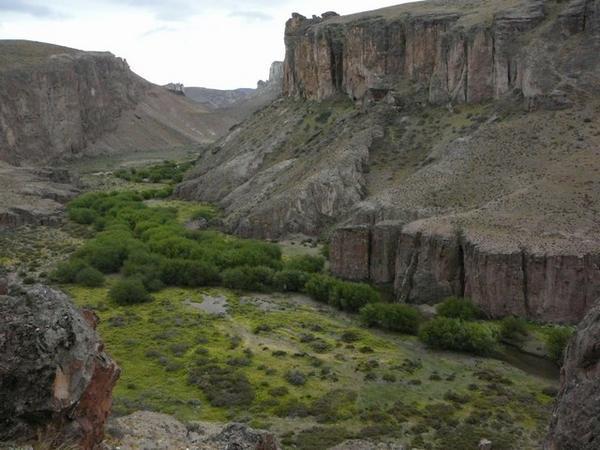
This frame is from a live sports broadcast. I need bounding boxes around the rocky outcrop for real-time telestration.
[283,0,599,106]
[0,161,79,229]
[0,40,223,166]
[105,411,280,450]
[0,284,120,448]
[545,300,600,449]
[330,224,600,324]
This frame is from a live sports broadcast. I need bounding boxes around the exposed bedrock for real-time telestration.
[0,284,120,449]
[283,0,600,106]
[545,300,600,449]
[330,224,600,323]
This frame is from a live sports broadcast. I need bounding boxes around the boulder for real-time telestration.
[545,300,600,449]
[0,284,120,449]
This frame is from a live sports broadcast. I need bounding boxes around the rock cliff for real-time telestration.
[545,300,600,449]
[0,283,119,448]
[0,40,227,166]
[179,0,600,323]
[283,0,600,107]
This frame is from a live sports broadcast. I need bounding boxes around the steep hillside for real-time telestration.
[0,40,228,166]
[177,0,600,323]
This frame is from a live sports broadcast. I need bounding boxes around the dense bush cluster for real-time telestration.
[360,303,422,335]
[55,191,382,312]
[115,160,194,184]
[419,317,497,356]
[436,297,482,321]
[499,316,529,344]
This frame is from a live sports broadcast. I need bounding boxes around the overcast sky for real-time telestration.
[0,0,409,89]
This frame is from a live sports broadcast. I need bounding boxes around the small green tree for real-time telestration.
[419,317,497,356]
[109,278,152,305]
[499,316,529,344]
[74,266,105,287]
[545,326,574,364]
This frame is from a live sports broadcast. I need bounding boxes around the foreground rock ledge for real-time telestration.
[545,300,600,449]
[0,284,120,449]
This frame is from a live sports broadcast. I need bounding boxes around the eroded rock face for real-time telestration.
[545,301,600,449]
[106,411,280,450]
[330,224,600,324]
[0,284,120,449]
[283,0,599,106]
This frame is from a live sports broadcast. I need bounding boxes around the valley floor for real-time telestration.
[0,162,560,450]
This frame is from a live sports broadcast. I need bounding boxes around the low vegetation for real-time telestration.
[419,317,497,356]
[544,326,575,364]
[115,160,194,184]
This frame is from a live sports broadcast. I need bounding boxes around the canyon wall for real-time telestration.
[0,40,226,166]
[330,223,600,324]
[284,0,600,106]
[0,43,144,165]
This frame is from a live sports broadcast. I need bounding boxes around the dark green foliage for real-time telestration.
[50,259,88,283]
[285,370,307,386]
[115,160,194,184]
[436,297,481,321]
[109,278,152,305]
[221,265,275,292]
[330,282,381,312]
[360,303,421,335]
[544,326,574,364]
[272,270,310,292]
[499,316,529,344]
[74,266,105,287]
[188,364,255,407]
[284,255,325,273]
[160,258,219,287]
[304,274,340,303]
[68,207,97,225]
[419,317,497,356]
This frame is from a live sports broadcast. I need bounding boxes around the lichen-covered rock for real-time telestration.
[545,301,600,449]
[105,411,280,450]
[0,284,120,449]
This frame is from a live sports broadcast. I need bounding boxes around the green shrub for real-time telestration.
[272,270,310,292]
[436,297,481,321]
[419,317,497,356]
[360,303,421,335]
[304,274,341,303]
[74,266,105,287]
[122,250,164,291]
[284,255,325,273]
[188,364,255,407]
[160,258,219,287]
[221,266,275,291]
[68,207,97,225]
[331,282,380,312]
[50,259,88,283]
[544,326,574,364]
[109,278,152,305]
[499,316,529,344]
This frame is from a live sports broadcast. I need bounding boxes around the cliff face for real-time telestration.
[545,300,600,449]
[0,40,224,166]
[180,0,600,323]
[0,284,119,449]
[284,0,599,106]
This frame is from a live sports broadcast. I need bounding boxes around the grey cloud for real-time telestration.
[0,0,61,17]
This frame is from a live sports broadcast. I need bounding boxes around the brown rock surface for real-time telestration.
[0,40,228,166]
[0,284,120,449]
[545,300,600,449]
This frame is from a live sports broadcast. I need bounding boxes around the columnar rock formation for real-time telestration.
[283,0,600,106]
[545,300,600,449]
[0,284,120,449]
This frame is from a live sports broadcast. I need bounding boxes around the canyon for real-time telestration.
[179,0,600,323]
